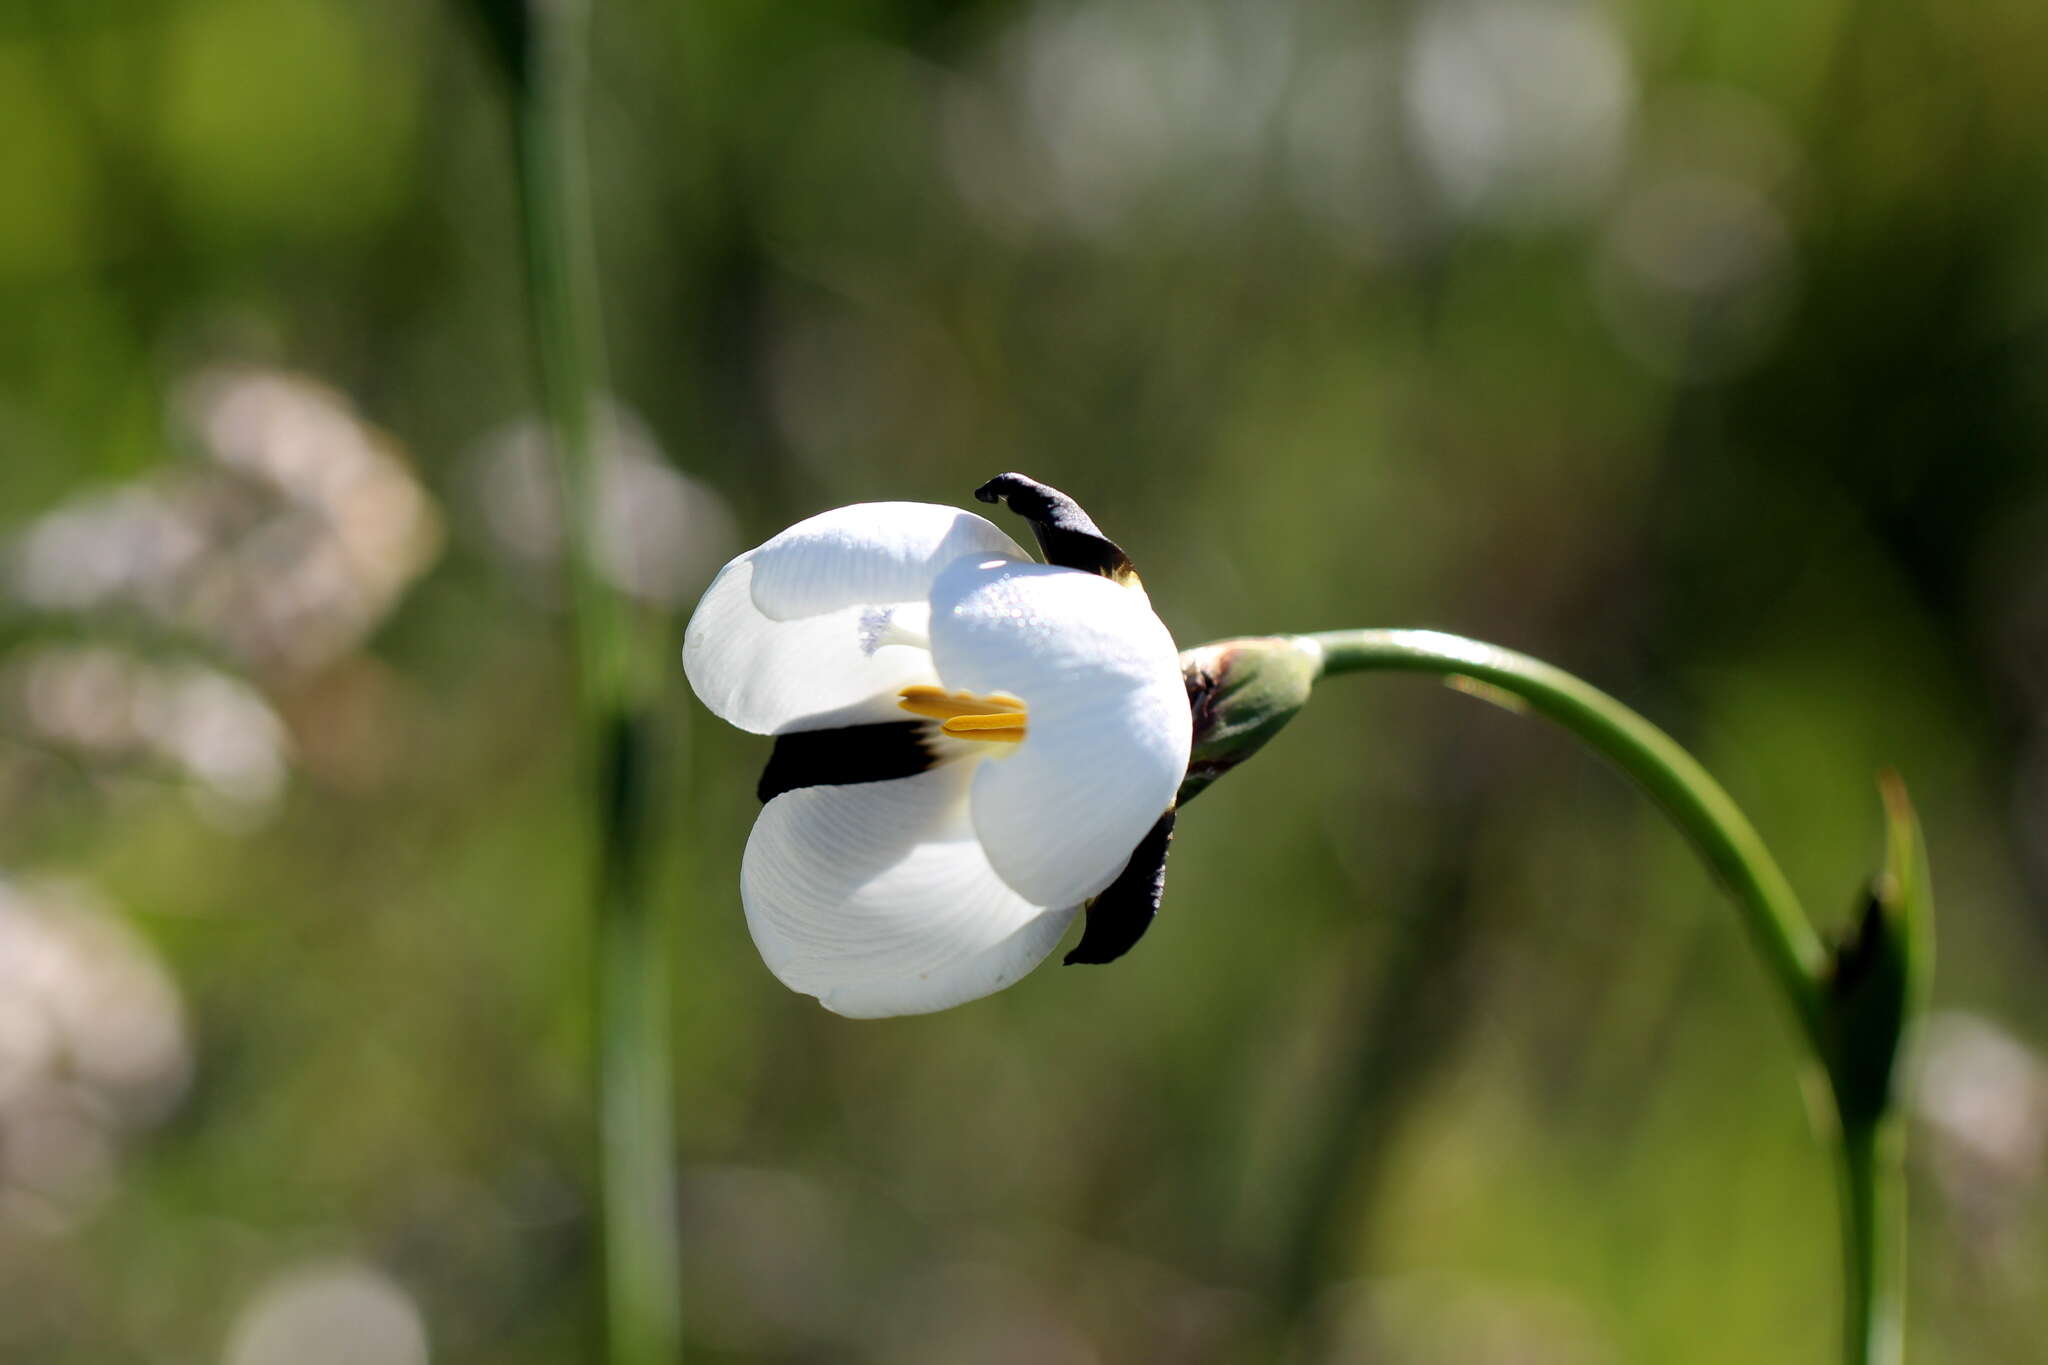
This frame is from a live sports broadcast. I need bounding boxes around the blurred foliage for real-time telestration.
[2,0,2046,1361]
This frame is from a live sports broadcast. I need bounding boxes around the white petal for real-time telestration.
[742,762,1078,1018]
[684,502,1027,735]
[927,557,1190,907]
[746,502,1026,620]
[683,554,943,734]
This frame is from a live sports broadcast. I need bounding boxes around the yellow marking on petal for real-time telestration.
[899,686,1028,743]
[897,686,986,721]
[940,713,1027,743]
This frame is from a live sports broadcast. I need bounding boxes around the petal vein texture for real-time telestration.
[747,502,1024,619]
[742,762,1079,1017]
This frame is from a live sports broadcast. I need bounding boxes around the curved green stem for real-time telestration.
[1302,628,1897,1365]
[1308,629,1827,1046]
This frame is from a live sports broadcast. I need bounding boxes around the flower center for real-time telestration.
[897,685,1028,744]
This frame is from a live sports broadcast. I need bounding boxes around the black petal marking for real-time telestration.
[757,721,938,802]
[1064,809,1176,965]
[974,473,1140,585]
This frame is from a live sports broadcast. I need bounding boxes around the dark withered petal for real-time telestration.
[974,472,1141,586]
[1064,809,1176,965]
[757,721,938,802]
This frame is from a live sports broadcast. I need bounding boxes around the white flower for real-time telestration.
[684,477,1191,1017]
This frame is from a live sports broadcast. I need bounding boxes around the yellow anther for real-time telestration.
[939,713,1027,743]
[897,686,988,721]
[899,686,1028,743]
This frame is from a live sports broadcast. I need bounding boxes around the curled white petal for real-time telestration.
[684,502,1025,735]
[746,502,1025,620]
[742,762,1079,1018]
[683,555,941,735]
[928,557,1190,907]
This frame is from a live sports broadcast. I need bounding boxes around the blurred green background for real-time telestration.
[3,0,2045,1360]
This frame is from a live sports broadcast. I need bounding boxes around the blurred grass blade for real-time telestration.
[471,0,685,1360]
[458,0,530,88]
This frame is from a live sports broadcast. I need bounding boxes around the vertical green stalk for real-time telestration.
[1302,628,1925,1365]
[507,0,683,1360]
[1838,1119,1902,1365]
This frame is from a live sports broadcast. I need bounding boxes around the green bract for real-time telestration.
[1176,635,1323,806]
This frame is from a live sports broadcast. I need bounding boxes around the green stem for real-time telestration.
[510,2,682,1361]
[1303,628,1892,1364]
[1839,1118,1902,1365]
[592,712,682,1365]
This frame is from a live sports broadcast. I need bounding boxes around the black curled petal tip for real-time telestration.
[1064,809,1176,965]
[973,473,1140,585]
[757,721,937,802]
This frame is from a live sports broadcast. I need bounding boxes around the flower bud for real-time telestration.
[1176,635,1323,805]
[1821,772,1935,1132]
